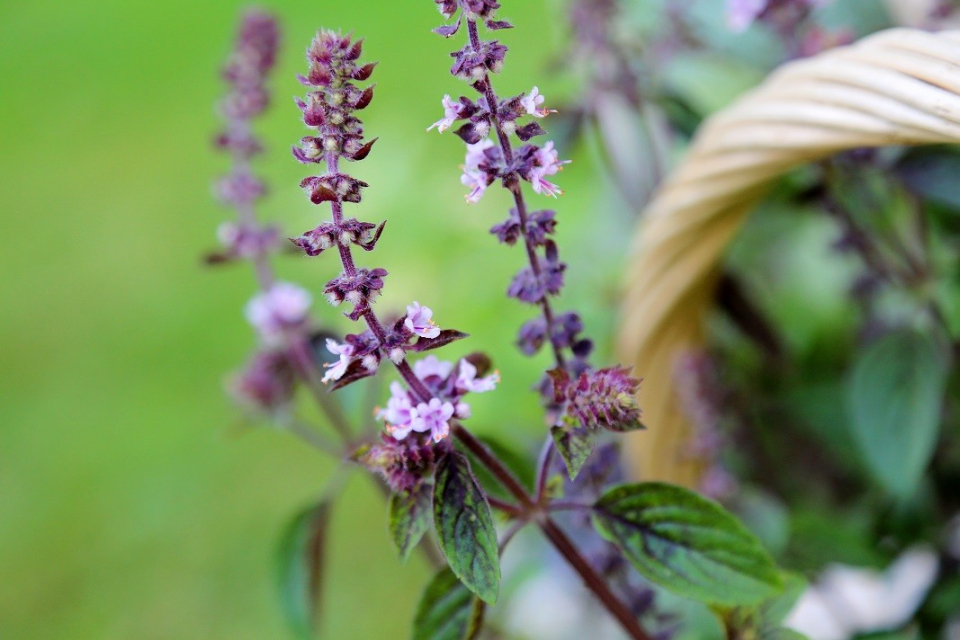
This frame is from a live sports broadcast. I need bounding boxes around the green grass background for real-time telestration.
[0,1,632,637]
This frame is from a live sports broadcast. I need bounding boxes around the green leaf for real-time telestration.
[759,573,807,626]
[847,329,947,499]
[411,568,486,640]
[389,482,433,564]
[592,482,782,606]
[277,501,332,639]
[551,424,595,480]
[760,629,809,640]
[433,452,500,604]
[897,147,960,210]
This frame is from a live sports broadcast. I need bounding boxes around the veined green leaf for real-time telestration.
[847,329,947,498]
[411,568,485,640]
[592,482,782,606]
[389,482,433,564]
[277,500,333,639]
[433,453,500,604]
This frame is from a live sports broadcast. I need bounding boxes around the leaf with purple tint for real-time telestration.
[408,329,470,353]
[389,482,433,564]
[592,483,782,606]
[328,358,377,391]
[515,122,546,141]
[551,424,595,480]
[433,453,500,604]
[412,568,486,640]
[277,500,332,639]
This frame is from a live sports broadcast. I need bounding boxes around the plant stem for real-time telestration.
[535,436,556,501]
[283,418,343,457]
[538,518,651,640]
[453,424,651,640]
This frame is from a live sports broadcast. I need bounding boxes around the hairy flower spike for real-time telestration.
[229,348,295,412]
[293,30,377,203]
[245,282,312,344]
[550,367,643,432]
[356,432,436,493]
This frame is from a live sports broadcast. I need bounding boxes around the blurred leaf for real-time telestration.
[277,501,333,639]
[408,330,470,353]
[389,482,434,564]
[846,329,947,499]
[433,453,500,604]
[785,506,886,571]
[760,629,809,640]
[663,53,764,117]
[897,147,960,210]
[592,482,782,607]
[550,424,595,480]
[464,434,535,502]
[411,568,485,640]
[759,573,807,626]
[734,489,790,556]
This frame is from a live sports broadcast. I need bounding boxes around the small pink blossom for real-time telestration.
[520,86,553,118]
[427,95,462,133]
[404,301,440,339]
[413,355,454,381]
[725,0,767,32]
[411,398,456,442]
[461,139,495,203]
[321,338,354,383]
[530,141,569,197]
[456,359,500,393]
[245,282,311,342]
[379,381,419,439]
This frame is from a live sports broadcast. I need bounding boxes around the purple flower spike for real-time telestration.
[412,398,456,443]
[550,366,643,433]
[379,381,420,439]
[520,86,553,118]
[414,355,455,381]
[229,349,295,412]
[427,95,464,132]
[245,282,312,343]
[356,433,435,494]
[461,139,497,203]
[455,359,499,393]
[526,141,570,197]
[404,301,441,339]
[321,338,355,383]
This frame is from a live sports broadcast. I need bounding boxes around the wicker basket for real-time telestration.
[618,28,960,486]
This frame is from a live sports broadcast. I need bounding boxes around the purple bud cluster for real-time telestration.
[376,355,498,443]
[548,366,643,433]
[214,12,315,414]
[229,349,296,413]
[291,30,493,466]
[214,10,282,261]
[292,31,378,170]
[673,351,737,501]
[356,434,437,494]
[430,0,641,434]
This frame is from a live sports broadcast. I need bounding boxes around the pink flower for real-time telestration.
[461,139,495,203]
[411,398,456,442]
[456,359,500,393]
[529,141,569,197]
[520,86,553,118]
[413,355,454,381]
[244,282,311,342]
[404,301,440,339]
[725,0,767,32]
[379,381,419,439]
[321,338,355,383]
[427,95,462,133]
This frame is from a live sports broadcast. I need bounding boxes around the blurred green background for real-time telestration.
[0,0,634,637]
